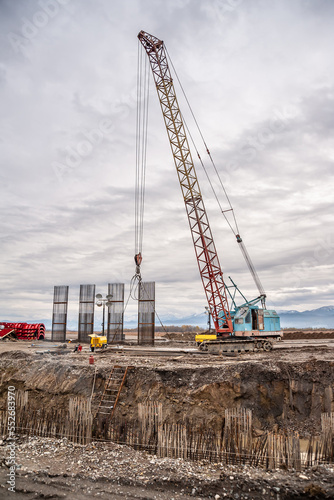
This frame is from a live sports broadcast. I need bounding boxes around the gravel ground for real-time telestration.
[1,436,333,499]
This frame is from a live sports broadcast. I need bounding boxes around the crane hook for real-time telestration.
[134,252,142,277]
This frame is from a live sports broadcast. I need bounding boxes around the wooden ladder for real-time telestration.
[94,365,132,420]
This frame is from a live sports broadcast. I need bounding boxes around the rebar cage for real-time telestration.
[51,285,69,342]
[138,281,155,346]
[78,284,95,343]
[107,283,125,342]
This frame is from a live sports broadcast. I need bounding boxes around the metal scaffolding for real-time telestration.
[138,281,155,346]
[78,284,95,343]
[51,286,69,342]
[107,283,125,343]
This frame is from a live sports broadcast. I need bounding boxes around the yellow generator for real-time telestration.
[89,334,108,349]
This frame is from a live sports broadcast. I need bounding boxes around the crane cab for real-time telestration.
[195,302,282,345]
[231,305,282,340]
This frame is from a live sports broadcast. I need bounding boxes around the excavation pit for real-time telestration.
[0,336,333,498]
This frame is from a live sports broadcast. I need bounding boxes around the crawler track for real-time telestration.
[199,338,273,354]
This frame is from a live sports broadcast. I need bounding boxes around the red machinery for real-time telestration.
[0,322,45,341]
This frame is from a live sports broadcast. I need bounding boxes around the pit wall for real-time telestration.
[0,353,333,435]
[122,361,334,434]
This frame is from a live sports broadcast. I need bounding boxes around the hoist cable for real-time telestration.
[165,47,240,236]
[130,272,141,300]
[165,47,265,301]
[182,115,237,237]
[135,40,142,255]
[135,42,150,257]
[139,55,150,254]
[130,278,169,335]
[207,153,240,235]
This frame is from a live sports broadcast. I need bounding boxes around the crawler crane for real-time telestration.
[137,31,281,353]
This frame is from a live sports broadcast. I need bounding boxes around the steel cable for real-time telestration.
[135,41,150,257]
[166,46,239,235]
[165,48,265,300]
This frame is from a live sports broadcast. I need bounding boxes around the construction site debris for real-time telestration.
[0,436,333,499]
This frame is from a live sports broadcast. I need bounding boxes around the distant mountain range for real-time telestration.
[159,306,334,329]
[277,306,334,329]
[3,306,334,330]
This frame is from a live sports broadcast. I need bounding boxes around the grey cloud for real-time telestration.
[0,0,333,325]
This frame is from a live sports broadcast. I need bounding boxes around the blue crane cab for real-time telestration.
[230,304,281,340]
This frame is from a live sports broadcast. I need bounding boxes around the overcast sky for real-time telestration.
[0,0,333,327]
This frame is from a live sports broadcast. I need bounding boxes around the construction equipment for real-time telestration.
[0,325,15,341]
[89,333,108,349]
[0,322,45,341]
[137,31,282,353]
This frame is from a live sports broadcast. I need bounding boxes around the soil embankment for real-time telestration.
[0,348,333,434]
[283,330,334,340]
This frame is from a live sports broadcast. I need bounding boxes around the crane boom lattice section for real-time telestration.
[138,31,232,334]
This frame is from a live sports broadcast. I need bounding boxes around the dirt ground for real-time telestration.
[0,334,333,499]
[283,330,334,340]
[162,329,334,342]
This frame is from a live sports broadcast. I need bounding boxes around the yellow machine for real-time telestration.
[195,333,217,346]
[89,334,107,349]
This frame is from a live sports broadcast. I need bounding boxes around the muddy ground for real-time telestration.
[0,335,333,498]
